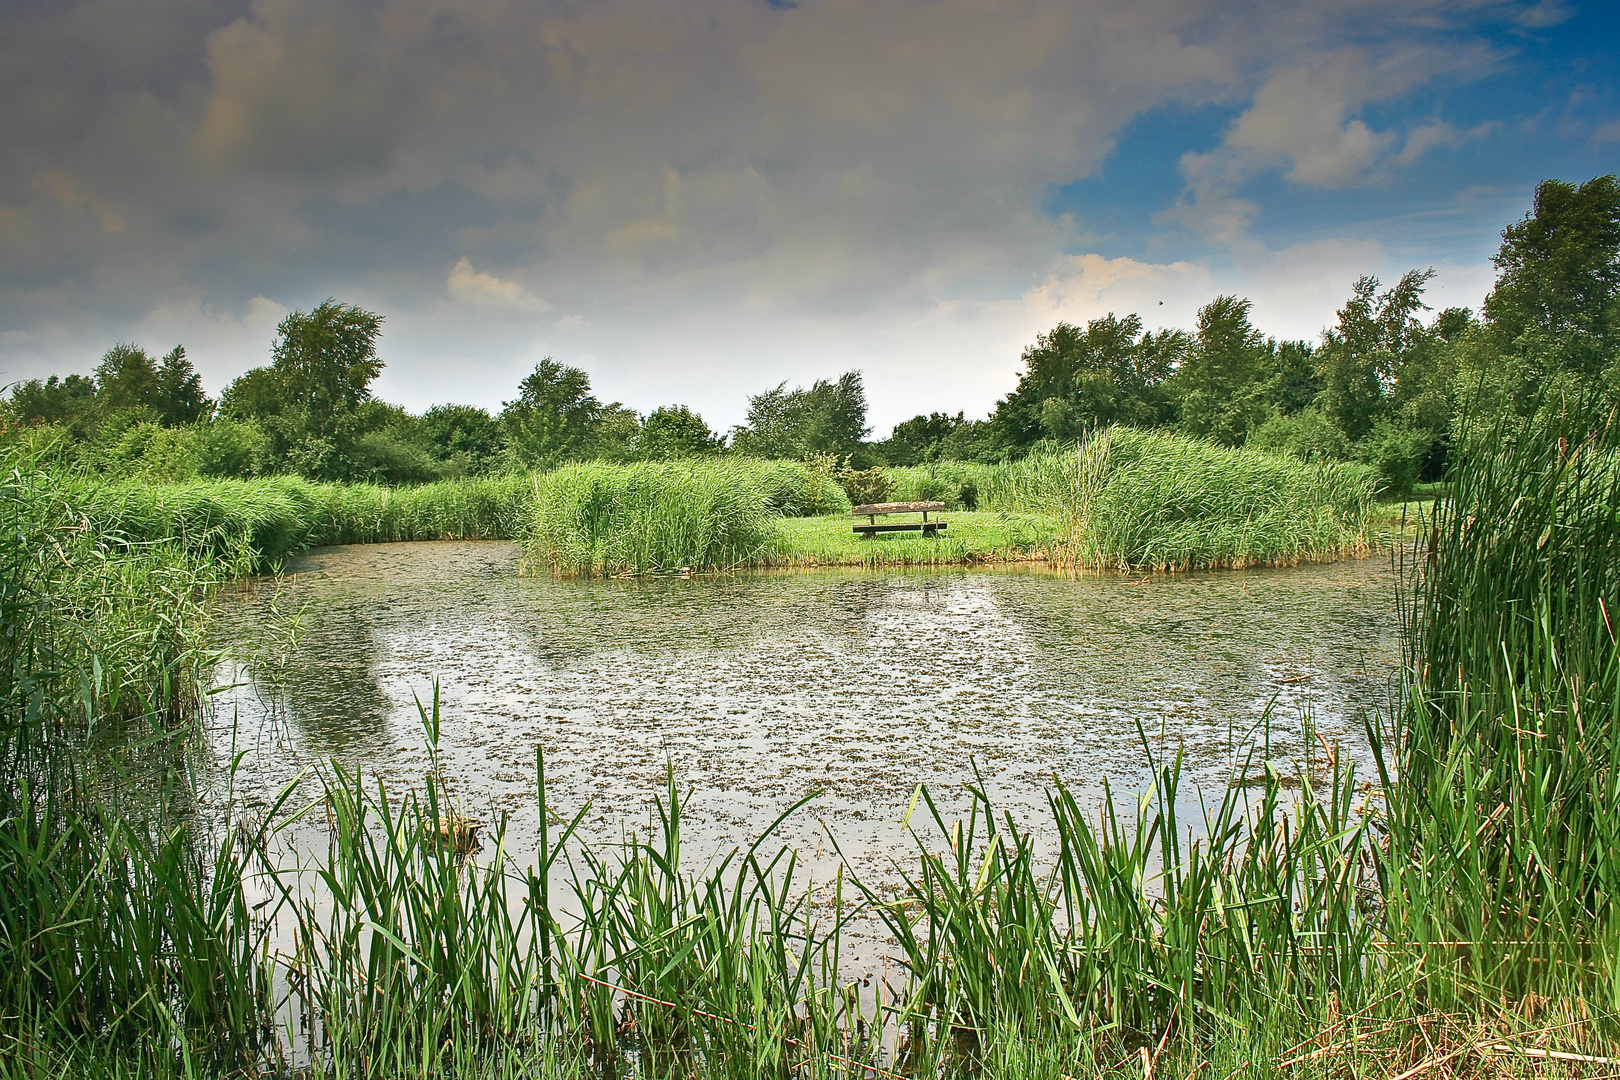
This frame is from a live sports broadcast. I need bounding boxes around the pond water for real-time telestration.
[205,541,1402,888]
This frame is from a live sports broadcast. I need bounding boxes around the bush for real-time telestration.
[192,419,272,478]
[1247,408,1350,463]
[838,465,892,505]
[1355,419,1436,499]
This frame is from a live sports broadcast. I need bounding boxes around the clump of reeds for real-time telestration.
[523,460,785,575]
[971,428,1379,570]
[1384,401,1620,1001]
[0,448,276,1072]
[65,472,533,573]
[1075,428,1380,569]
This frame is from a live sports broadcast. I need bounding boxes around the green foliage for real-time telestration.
[837,463,892,505]
[730,371,870,459]
[1247,407,1351,463]
[1353,418,1434,499]
[153,347,212,427]
[420,404,505,475]
[1316,271,1434,443]
[635,404,724,459]
[2,373,98,437]
[93,342,160,418]
[1483,173,1620,384]
[990,315,1185,455]
[1175,295,1271,446]
[190,417,272,478]
[267,299,386,437]
[501,357,632,469]
[882,411,964,465]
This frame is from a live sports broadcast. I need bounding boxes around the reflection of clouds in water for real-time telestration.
[207,543,1399,884]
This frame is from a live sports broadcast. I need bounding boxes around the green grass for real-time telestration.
[772,510,1064,566]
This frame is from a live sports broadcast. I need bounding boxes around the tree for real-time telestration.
[420,404,504,474]
[636,405,723,459]
[885,411,964,465]
[153,346,212,426]
[1268,340,1322,415]
[269,300,386,437]
[1175,296,1271,445]
[219,366,290,421]
[730,371,870,459]
[1483,174,1620,382]
[501,358,605,467]
[5,373,98,436]
[989,314,1185,455]
[94,343,159,417]
[1316,271,1433,443]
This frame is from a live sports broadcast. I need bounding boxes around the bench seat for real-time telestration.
[851,521,948,537]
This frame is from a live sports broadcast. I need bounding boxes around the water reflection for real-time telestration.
[207,542,1401,877]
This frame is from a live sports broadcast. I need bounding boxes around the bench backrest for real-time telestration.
[850,501,946,516]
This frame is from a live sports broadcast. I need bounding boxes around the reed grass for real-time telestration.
[977,430,1380,570]
[68,473,533,574]
[1382,402,1620,1003]
[524,460,785,575]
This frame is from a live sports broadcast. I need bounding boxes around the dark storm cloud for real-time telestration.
[0,0,1582,427]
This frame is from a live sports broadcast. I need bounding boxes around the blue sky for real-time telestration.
[1,0,1616,435]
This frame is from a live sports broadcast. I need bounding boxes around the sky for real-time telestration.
[1,0,1617,437]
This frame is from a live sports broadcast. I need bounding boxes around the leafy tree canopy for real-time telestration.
[501,358,614,468]
[1484,173,1620,379]
[636,405,724,459]
[731,371,869,459]
[268,300,385,435]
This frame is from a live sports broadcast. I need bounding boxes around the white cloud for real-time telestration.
[447,257,551,313]
[134,292,288,391]
[1592,119,1620,144]
[1228,53,1395,189]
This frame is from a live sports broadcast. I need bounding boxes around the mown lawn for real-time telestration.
[770,509,1066,566]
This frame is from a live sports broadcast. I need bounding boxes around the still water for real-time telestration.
[206,541,1400,883]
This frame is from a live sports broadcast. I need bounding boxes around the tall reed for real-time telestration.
[0,450,275,1072]
[972,429,1379,570]
[1383,403,1620,1002]
[67,473,533,573]
[524,460,784,575]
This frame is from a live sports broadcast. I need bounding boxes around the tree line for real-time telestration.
[5,174,1616,495]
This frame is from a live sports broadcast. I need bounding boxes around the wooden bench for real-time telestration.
[851,501,948,538]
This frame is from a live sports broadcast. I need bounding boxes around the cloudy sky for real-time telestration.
[2,0,1617,435]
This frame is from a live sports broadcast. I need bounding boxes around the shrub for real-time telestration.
[838,464,892,505]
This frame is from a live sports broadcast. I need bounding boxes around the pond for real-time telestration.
[206,541,1402,889]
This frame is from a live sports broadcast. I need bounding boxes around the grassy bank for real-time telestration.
[521,430,1381,575]
[773,509,1065,566]
[43,427,1380,576]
